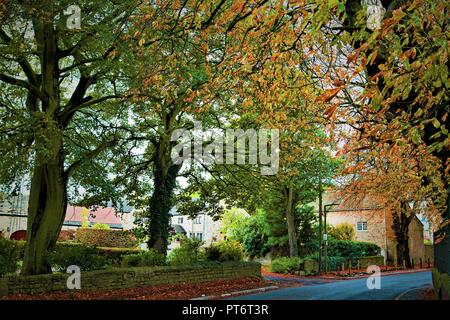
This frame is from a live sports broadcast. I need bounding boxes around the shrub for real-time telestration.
[75,228,138,248]
[0,238,20,277]
[48,243,108,271]
[121,249,166,267]
[328,223,355,241]
[306,239,381,259]
[204,243,221,261]
[353,242,381,257]
[92,223,111,230]
[16,240,26,259]
[205,240,244,262]
[17,241,138,267]
[270,257,302,274]
[241,211,270,258]
[97,247,141,266]
[327,240,381,258]
[58,230,76,242]
[323,256,346,271]
[167,236,205,266]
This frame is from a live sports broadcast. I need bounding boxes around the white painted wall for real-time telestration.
[169,213,222,248]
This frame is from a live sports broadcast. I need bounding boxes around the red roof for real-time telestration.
[64,206,122,225]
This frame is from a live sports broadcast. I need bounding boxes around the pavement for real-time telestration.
[394,284,436,300]
[227,270,432,300]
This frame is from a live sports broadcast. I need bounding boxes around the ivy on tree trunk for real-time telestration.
[147,134,182,254]
[392,201,413,268]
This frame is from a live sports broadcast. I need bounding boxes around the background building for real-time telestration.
[168,208,223,250]
[314,191,434,265]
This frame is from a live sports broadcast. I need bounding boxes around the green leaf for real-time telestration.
[432,118,440,129]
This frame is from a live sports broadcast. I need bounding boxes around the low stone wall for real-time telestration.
[358,256,385,268]
[300,256,385,275]
[424,244,434,264]
[0,261,261,297]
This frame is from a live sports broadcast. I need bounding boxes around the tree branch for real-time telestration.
[0,73,45,101]
[65,137,119,178]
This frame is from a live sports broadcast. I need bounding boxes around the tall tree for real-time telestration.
[113,0,334,254]
[0,0,138,274]
[313,0,448,262]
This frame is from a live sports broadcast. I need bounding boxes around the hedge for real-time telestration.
[121,249,166,268]
[15,241,139,267]
[58,230,76,242]
[306,239,380,259]
[75,228,138,248]
[270,257,302,274]
[48,244,108,271]
[205,240,244,262]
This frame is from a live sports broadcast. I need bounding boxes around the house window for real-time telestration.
[189,233,194,238]
[196,233,203,241]
[177,217,183,224]
[193,216,202,224]
[357,221,368,231]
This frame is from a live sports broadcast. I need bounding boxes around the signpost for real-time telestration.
[323,203,337,274]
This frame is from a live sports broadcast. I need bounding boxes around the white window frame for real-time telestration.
[193,216,202,224]
[357,221,368,231]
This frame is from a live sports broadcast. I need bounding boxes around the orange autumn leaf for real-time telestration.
[317,87,342,103]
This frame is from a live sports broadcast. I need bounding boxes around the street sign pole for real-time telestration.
[318,178,323,274]
[323,203,337,274]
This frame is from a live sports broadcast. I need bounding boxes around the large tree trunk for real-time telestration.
[147,134,181,254]
[21,13,67,275]
[285,187,299,258]
[22,138,67,275]
[392,201,413,268]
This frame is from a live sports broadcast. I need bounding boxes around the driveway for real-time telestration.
[228,270,432,300]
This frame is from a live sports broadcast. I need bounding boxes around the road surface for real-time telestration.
[229,271,432,300]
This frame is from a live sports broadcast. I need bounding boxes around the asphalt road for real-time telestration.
[229,271,432,300]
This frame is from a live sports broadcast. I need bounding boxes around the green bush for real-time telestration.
[328,223,355,241]
[306,239,380,259]
[97,247,141,266]
[16,240,26,259]
[323,256,346,271]
[48,243,108,271]
[352,242,381,257]
[92,223,111,230]
[167,236,205,266]
[0,238,20,277]
[270,257,302,274]
[121,249,166,267]
[204,243,221,261]
[205,240,244,262]
[241,211,270,258]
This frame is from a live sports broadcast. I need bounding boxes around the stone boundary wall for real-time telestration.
[0,261,261,297]
[424,244,434,263]
[358,256,385,268]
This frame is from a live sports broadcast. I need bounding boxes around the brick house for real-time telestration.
[316,191,432,265]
